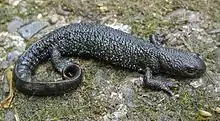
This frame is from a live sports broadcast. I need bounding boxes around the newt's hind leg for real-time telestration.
[143,68,175,96]
[51,48,81,80]
[149,34,166,46]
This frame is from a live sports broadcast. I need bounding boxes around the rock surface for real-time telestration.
[0,1,219,121]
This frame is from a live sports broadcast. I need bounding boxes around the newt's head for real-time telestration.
[158,48,206,78]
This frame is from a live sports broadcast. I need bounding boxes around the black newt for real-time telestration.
[13,23,206,96]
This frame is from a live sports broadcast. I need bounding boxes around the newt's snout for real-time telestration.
[183,53,206,78]
[158,48,206,78]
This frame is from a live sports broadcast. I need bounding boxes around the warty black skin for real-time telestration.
[13,23,206,96]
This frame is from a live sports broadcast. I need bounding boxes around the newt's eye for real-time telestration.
[185,67,196,75]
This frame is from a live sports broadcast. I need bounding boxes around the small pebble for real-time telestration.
[7,17,24,33]
[6,0,21,6]
[158,115,171,121]
[18,5,27,14]
[17,20,48,39]
[56,5,70,16]
[7,50,21,62]
[120,86,134,107]
[49,15,58,24]
[165,8,201,24]
[113,104,127,120]
[215,107,220,114]
[92,69,106,88]
[198,110,212,117]
[4,110,15,121]
[133,77,143,87]
[37,14,43,19]
[105,23,131,34]
[190,79,203,88]
[214,48,220,70]
[208,28,220,34]
[0,61,9,69]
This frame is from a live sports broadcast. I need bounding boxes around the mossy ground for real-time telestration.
[0,0,220,120]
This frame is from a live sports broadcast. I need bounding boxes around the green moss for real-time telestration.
[0,0,219,120]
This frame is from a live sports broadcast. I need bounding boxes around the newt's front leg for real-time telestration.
[143,68,175,96]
